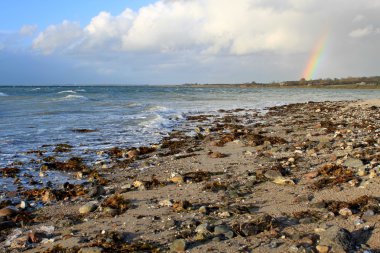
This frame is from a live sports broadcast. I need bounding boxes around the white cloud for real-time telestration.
[349,25,380,38]
[33,21,84,54]
[19,25,38,36]
[27,0,380,83]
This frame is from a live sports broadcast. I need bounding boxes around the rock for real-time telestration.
[195,223,210,235]
[318,226,354,252]
[369,169,377,178]
[357,168,367,177]
[103,207,118,216]
[89,185,106,197]
[264,170,282,180]
[273,176,295,185]
[79,202,98,214]
[344,158,364,168]
[214,225,231,235]
[363,209,375,217]
[316,245,330,253]
[172,200,191,212]
[338,208,352,217]
[198,206,208,214]
[170,175,184,184]
[288,157,295,163]
[19,201,27,209]
[170,239,186,252]
[78,247,104,253]
[208,151,227,158]
[159,199,173,207]
[0,221,16,230]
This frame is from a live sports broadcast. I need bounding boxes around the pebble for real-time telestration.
[316,245,330,253]
[170,239,186,252]
[20,201,27,209]
[198,206,208,214]
[78,247,104,253]
[159,199,173,207]
[214,225,231,235]
[338,208,352,217]
[79,202,98,214]
[363,209,375,217]
[170,175,184,184]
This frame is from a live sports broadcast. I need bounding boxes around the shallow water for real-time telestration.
[1,85,380,190]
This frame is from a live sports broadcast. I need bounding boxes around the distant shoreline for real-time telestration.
[182,83,380,89]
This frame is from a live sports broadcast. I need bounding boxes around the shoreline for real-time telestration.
[1,99,380,252]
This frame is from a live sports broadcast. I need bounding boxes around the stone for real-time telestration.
[78,247,104,253]
[170,176,184,184]
[195,223,210,235]
[363,209,375,217]
[273,176,295,185]
[103,207,118,216]
[264,170,282,180]
[316,245,330,253]
[214,225,231,235]
[79,202,98,214]
[369,169,377,178]
[170,239,186,252]
[338,208,352,217]
[198,206,208,214]
[159,199,173,207]
[318,226,354,252]
[357,168,367,177]
[344,158,364,168]
[89,185,106,197]
[19,201,27,209]
[304,171,319,180]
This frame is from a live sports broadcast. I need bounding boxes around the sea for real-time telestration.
[1,85,380,192]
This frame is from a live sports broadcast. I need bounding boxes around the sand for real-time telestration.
[1,99,380,253]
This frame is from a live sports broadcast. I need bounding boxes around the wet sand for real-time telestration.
[1,99,380,252]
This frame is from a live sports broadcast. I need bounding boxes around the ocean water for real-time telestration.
[1,86,380,191]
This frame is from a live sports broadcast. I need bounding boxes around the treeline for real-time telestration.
[263,76,380,86]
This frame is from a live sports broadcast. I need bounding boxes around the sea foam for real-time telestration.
[0,92,8,96]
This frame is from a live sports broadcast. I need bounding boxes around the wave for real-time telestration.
[58,90,77,94]
[56,95,88,101]
[0,92,8,96]
[31,88,41,91]
[75,89,86,92]
[145,105,169,112]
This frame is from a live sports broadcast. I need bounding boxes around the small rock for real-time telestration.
[363,209,375,217]
[170,175,184,184]
[264,170,282,180]
[357,168,367,177]
[195,223,210,235]
[89,185,106,197]
[159,199,173,207]
[369,169,377,178]
[198,206,208,214]
[79,202,98,214]
[214,225,231,235]
[304,171,319,180]
[288,157,295,163]
[20,201,27,209]
[218,211,231,218]
[103,207,118,216]
[273,176,295,185]
[78,247,104,253]
[316,245,330,253]
[338,208,352,217]
[344,158,364,168]
[318,226,354,252]
[170,239,186,252]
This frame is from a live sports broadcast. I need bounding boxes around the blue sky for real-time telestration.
[0,0,380,85]
[0,1,154,31]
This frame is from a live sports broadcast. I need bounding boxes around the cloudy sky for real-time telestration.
[1,0,380,85]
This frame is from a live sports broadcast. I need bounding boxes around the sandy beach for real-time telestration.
[1,99,380,253]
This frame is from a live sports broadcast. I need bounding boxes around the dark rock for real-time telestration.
[318,226,355,252]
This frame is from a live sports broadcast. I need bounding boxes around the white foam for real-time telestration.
[58,95,88,101]
[146,105,169,112]
[58,90,77,94]
[31,88,41,91]
[0,92,8,96]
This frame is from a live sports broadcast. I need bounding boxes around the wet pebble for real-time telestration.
[79,202,98,214]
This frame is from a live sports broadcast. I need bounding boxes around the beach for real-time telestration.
[1,98,380,252]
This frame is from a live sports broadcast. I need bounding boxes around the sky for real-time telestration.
[1,0,380,85]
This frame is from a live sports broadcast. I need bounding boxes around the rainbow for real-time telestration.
[302,32,329,80]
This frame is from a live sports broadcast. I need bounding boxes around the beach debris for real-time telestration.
[232,214,278,237]
[41,157,88,172]
[208,151,227,158]
[272,176,295,185]
[0,167,20,178]
[203,181,227,192]
[53,143,73,153]
[101,194,129,215]
[172,200,192,212]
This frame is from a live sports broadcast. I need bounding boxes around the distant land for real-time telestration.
[183,76,380,89]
